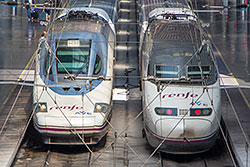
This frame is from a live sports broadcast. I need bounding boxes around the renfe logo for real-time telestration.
[162,92,199,99]
[49,105,83,111]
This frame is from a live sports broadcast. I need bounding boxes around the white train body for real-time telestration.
[143,82,221,153]
[33,0,118,145]
[139,0,221,153]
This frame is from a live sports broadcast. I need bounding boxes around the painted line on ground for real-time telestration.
[1,51,36,108]
[17,52,36,81]
[207,34,250,109]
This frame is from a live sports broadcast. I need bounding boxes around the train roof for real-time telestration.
[67,0,118,22]
[150,19,204,45]
[52,20,104,34]
[140,0,190,22]
[53,10,115,38]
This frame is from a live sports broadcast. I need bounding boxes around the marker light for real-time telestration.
[40,104,47,112]
[35,102,48,113]
[94,103,109,113]
[166,109,172,115]
[190,108,212,116]
[202,109,211,115]
[96,104,102,111]
[195,109,201,115]
[155,107,177,116]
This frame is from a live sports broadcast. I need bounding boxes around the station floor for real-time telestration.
[0,0,250,166]
[198,0,250,166]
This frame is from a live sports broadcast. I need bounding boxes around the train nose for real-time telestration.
[155,118,213,139]
[151,118,218,153]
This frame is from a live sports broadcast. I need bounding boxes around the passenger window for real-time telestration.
[93,55,102,75]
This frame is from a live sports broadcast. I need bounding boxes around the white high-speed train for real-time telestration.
[139,0,221,154]
[33,0,118,145]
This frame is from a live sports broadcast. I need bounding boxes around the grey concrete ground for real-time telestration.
[0,1,44,108]
[0,0,250,166]
[198,0,250,166]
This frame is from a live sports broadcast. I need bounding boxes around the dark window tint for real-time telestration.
[93,55,102,75]
[56,47,90,74]
[155,65,179,78]
[187,66,210,80]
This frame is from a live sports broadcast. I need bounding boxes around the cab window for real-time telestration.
[93,55,102,75]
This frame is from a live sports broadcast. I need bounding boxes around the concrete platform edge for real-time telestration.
[222,117,244,167]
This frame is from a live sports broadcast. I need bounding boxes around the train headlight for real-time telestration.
[40,104,47,111]
[190,108,212,116]
[35,103,48,113]
[154,107,177,116]
[94,103,109,113]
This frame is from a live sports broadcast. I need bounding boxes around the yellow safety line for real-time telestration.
[2,85,16,105]
[209,35,240,86]
[1,51,36,107]
[232,77,239,86]
[208,32,250,109]
[9,0,67,90]
[17,52,36,81]
[0,0,67,107]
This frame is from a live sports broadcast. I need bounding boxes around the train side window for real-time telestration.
[93,55,102,75]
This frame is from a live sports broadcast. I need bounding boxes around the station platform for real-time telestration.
[1,0,250,166]
[0,86,33,167]
[218,56,250,167]
[0,1,45,166]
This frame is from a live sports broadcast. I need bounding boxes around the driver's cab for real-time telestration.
[43,38,103,84]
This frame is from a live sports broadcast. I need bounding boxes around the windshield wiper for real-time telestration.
[64,74,77,80]
[64,75,111,81]
[142,76,188,82]
[64,75,111,91]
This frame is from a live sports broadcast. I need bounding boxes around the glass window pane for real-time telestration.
[155,65,178,78]
[93,55,102,75]
[56,47,90,74]
[187,66,210,80]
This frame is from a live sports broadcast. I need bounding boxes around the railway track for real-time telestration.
[161,153,211,167]
[161,153,233,167]
[42,148,91,167]
[0,85,33,167]
[160,136,235,167]
[13,144,92,167]
[1,0,239,167]
[13,136,234,167]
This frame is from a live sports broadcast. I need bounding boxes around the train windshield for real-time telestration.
[56,39,91,74]
[187,66,211,80]
[148,42,216,84]
[155,65,179,78]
